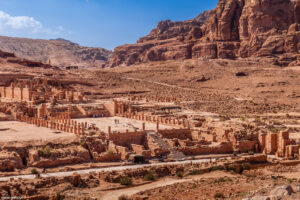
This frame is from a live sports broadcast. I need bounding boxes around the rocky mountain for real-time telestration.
[107,0,300,67]
[0,36,112,67]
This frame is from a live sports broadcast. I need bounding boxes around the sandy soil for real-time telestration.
[0,121,76,143]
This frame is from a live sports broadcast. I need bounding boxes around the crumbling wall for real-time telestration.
[179,142,233,155]
[108,131,145,147]
[159,129,192,140]
[237,140,257,152]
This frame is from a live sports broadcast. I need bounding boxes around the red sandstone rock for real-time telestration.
[0,151,23,171]
[107,0,300,67]
[27,146,91,168]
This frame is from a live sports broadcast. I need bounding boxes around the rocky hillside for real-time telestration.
[107,0,300,67]
[0,49,52,69]
[0,36,112,67]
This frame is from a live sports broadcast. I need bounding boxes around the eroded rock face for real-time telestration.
[0,151,23,171]
[27,146,91,168]
[107,0,300,67]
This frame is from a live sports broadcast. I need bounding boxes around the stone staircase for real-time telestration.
[147,131,185,160]
[76,105,87,116]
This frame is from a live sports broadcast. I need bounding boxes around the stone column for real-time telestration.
[156,121,159,132]
[82,126,85,135]
[78,125,81,135]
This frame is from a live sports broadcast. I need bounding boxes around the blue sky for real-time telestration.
[0,0,218,50]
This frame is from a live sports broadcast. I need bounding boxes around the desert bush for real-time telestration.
[225,165,236,172]
[248,151,254,155]
[118,195,131,200]
[210,165,224,172]
[189,169,203,175]
[57,193,65,200]
[31,168,39,174]
[38,145,52,158]
[242,163,251,170]
[214,192,225,199]
[176,171,184,178]
[107,150,115,155]
[120,176,132,186]
[144,171,155,181]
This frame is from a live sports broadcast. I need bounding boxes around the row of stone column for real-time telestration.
[130,95,177,103]
[117,111,190,129]
[16,113,93,135]
[49,112,71,124]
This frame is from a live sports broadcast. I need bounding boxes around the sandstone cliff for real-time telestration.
[0,36,112,67]
[107,0,300,67]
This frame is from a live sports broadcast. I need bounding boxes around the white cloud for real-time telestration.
[0,10,63,35]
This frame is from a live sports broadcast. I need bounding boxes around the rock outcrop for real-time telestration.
[0,49,52,68]
[0,151,23,171]
[107,0,300,67]
[0,36,112,67]
[27,146,91,168]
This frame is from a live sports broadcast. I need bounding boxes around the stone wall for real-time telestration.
[237,140,257,153]
[158,129,192,140]
[179,142,233,155]
[95,153,121,162]
[108,131,146,147]
[27,146,91,168]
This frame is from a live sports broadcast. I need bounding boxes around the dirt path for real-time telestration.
[101,171,237,200]
[101,178,187,200]
[125,77,193,91]
[0,158,215,182]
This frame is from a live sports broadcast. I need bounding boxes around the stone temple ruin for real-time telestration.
[0,78,299,169]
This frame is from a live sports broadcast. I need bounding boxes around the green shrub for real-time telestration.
[189,169,203,175]
[107,150,115,155]
[215,177,226,183]
[242,163,251,171]
[118,195,130,200]
[120,176,132,186]
[225,165,235,172]
[248,151,254,155]
[38,145,52,158]
[214,192,225,199]
[31,168,39,175]
[57,193,65,200]
[176,171,184,178]
[144,172,155,181]
[210,165,224,172]
[239,163,251,174]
